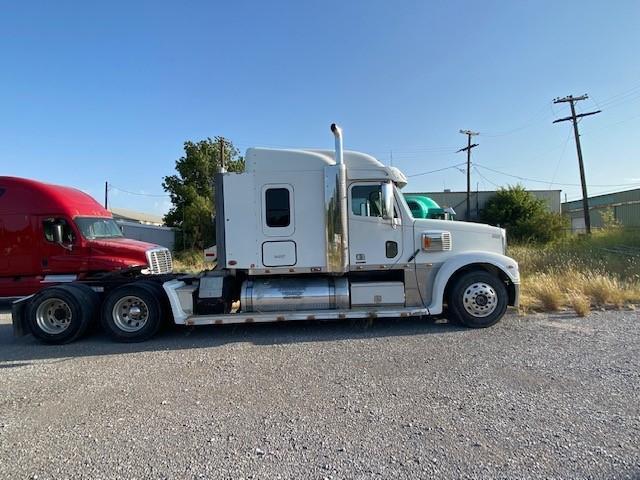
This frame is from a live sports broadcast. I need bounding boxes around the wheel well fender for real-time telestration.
[428,252,519,314]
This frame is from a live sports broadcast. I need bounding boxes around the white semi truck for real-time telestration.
[12,124,519,344]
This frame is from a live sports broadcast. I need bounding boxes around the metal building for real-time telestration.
[405,189,561,221]
[562,188,640,232]
[110,207,176,250]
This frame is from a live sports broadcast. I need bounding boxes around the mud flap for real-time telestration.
[11,295,33,337]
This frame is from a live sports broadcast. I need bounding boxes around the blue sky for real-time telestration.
[1,0,639,215]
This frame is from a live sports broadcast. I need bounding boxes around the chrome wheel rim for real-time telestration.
[462,282,498,318]
[112,296,149,332]
[36,298,72,334]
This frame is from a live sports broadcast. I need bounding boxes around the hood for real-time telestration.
[89,237,159,254]
[413,218,506,255]
[88,237,160,269]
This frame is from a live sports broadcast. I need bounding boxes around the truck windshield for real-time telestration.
[395,185,414,219]
[75,217,124,239]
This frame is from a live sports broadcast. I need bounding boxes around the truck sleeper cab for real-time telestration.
[13,124,519,344]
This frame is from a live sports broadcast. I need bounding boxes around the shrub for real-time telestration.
[481,185,567,243]
[599,207,622,230]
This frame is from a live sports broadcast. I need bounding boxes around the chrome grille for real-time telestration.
[146,248,173,274]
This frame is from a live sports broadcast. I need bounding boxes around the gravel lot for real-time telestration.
[1,307,638,479]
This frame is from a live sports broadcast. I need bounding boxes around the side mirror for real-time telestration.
[52,224,64,244]
[381,181,394,220]
[53,223,73,251]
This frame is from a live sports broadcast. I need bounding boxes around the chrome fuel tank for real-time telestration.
[241,277,349,312]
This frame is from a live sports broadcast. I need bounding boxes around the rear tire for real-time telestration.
[26,286,93,344]
[57,283,100,322]
[101,282,163,342]
[447,271,508,328]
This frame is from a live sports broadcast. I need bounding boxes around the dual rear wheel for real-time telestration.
[27,284,99,344]
[100,282,165,343]
[27,282,165,344]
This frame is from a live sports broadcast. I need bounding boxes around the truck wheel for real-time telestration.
[447,271,508,328]
[101,283,163,342]
[57,283,101,332]
[134,280,172,326]
[57,284,100,320]
[26,286,93,344]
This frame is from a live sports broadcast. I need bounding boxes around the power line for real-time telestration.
[406,162,468,178]
[473,166,500,188]
[108,184,170,197]
[595,83,640,108]
[582,112,640,134]
[547,132,573,189]
[474,164,640,188]
[481,103,554,137]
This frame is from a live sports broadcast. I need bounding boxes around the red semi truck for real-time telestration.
[0,176,173,299]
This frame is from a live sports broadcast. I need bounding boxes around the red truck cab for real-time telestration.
[0,176,172,298]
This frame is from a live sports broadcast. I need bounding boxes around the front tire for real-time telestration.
[101,283,163,342]
[447,271,508,328]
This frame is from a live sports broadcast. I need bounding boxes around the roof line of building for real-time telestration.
[561,186,640,205]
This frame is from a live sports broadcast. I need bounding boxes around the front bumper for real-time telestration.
[512,282,520,308]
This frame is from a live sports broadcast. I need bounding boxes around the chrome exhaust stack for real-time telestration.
[331,123,344,165]
[324,123,350,273]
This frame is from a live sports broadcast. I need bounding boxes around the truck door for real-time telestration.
[261,185,297,267]
[348,182,403,266]
[38,217,88,279]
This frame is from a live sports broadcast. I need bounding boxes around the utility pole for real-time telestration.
[218,137,226,172]
[104,181,108,210]
[457,130,479,221]
[553,94,601,234]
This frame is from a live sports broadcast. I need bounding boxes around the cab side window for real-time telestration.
[351,185,383,217]
[43,218,76,244]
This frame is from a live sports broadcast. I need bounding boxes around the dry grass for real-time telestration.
[582,276,625,307]
[567,291,591,317]
[526,274,563,311]
[512,228,640,314]
[172,249,213,274]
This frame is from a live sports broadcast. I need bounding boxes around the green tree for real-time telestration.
[480,185,567,243]
[163,138,244,250]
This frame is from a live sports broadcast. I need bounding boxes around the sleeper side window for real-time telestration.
[265,188,290,227]
[43,218,76,244]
